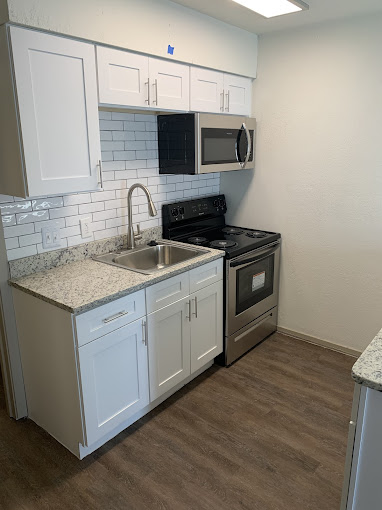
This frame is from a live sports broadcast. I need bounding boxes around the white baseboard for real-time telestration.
[277,326,361,358]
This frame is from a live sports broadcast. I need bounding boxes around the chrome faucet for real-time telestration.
[127,183,157,249]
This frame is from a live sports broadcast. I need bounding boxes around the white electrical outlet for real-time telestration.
[80,217,92,239]
[42,226,61,249]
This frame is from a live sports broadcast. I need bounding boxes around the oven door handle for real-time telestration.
[230,245,279,268]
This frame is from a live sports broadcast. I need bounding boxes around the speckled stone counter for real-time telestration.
[10,246,224,315]
[352,329,382,391]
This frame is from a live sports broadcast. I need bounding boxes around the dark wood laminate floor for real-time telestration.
[0,333,355,510]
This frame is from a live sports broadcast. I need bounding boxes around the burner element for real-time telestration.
[222,227,244,235]
[246,231,267,239]
[210,240,238,249]
[188,236,208,245]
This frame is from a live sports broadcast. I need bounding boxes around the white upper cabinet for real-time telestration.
[97,47,189,111]
[149,58,189,111]
[223,74,252,116]
[97,46,149,108]
[190,67,252,116]
[190,68,224,114]
[4,26,102,197]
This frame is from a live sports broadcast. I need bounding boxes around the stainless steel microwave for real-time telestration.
[157,113,256,175]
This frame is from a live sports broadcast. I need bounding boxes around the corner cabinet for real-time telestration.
[12,257,223,459]
[0,26,102,198]
[190,67,252,116]
[97,46,190,111]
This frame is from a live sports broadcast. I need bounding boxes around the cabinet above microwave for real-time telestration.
[157,113,256,175]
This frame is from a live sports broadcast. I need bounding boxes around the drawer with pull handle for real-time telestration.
[75,290,146,347]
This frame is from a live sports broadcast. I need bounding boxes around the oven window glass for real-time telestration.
[202,128,254,165]
[236,255,274,315]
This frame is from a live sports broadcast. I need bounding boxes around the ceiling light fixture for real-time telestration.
[232,0,309,18]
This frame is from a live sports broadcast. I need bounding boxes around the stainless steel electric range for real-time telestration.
[162,194,281,366]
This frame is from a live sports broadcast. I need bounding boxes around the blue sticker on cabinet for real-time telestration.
[167,45,174,55]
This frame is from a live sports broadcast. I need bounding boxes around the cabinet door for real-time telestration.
[190,281,223,373]
[223,74,252,116]
[147,297,191,401]
[78,319,149,446]
[97,46,149,107]
[190,67,224,113]
[10,26,101,197]
[149,58,189,111]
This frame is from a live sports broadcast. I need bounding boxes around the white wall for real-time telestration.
[5,0,258,78]
[221,14,382,352]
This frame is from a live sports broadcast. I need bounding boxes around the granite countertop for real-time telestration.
[10,245,224,315]
[352,328,382,391]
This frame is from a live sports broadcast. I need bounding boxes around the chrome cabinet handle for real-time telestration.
[220,90,224,112]
[97,160,103,189]
[142,319,147,346]
[102,310,128,323]
[186,300,191,322]
[192,296,198,318]
[152,79,158,105]
[145,78,150,105]
[225,90,230,112]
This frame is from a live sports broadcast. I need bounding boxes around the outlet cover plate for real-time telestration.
[80,217,93,239]
[42,226,61,249]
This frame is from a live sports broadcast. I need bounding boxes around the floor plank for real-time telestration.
[0,333,355,510]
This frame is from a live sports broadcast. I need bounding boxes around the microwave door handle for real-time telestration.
[242,123,251,169]
[230,245,279,268]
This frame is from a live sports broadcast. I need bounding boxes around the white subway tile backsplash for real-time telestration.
[63,193,91,206]
[34,218,66,232]
[32,197,63,210]
[17,210,49,224]
[49,206,78,219]
[2,215,16,227]
[19,232,43,247]
[112,131,135,141]
[1,112,220,261]
[90,191,116,203]
[99,120,124,131]
[7,245,38,261]
[112,112,135,121]
[99,111,112,121]
[113,151,136,161]
[124,121,146,131]
[125,141,146,151]
[78,202,105,215]
[92,209,117,222]
[5,237,19,250]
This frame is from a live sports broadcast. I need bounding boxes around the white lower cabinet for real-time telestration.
[147,261,224,401]
[13,259,223,458]
[190,281,223,373]
[78,318,149,446]
[147,296,191,401]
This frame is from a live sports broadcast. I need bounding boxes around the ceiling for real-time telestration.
[169,0,382,34]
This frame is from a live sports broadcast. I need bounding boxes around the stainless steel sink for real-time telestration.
[93,242,208,275]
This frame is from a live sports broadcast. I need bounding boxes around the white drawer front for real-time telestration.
[189,258,223,294]
[75,290,146,346]
[146,273,189,314]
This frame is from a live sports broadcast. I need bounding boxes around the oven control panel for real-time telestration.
[164,194,227,225]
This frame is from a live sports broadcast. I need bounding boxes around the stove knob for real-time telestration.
[171,208,179,217]
[213,199,219,208]
[179,207,185,215]
[219,199,226,208]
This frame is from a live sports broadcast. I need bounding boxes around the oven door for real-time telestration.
[197,114,256,173]
[226,242,280,336]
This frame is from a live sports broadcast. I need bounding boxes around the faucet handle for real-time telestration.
[134,223,142,241]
